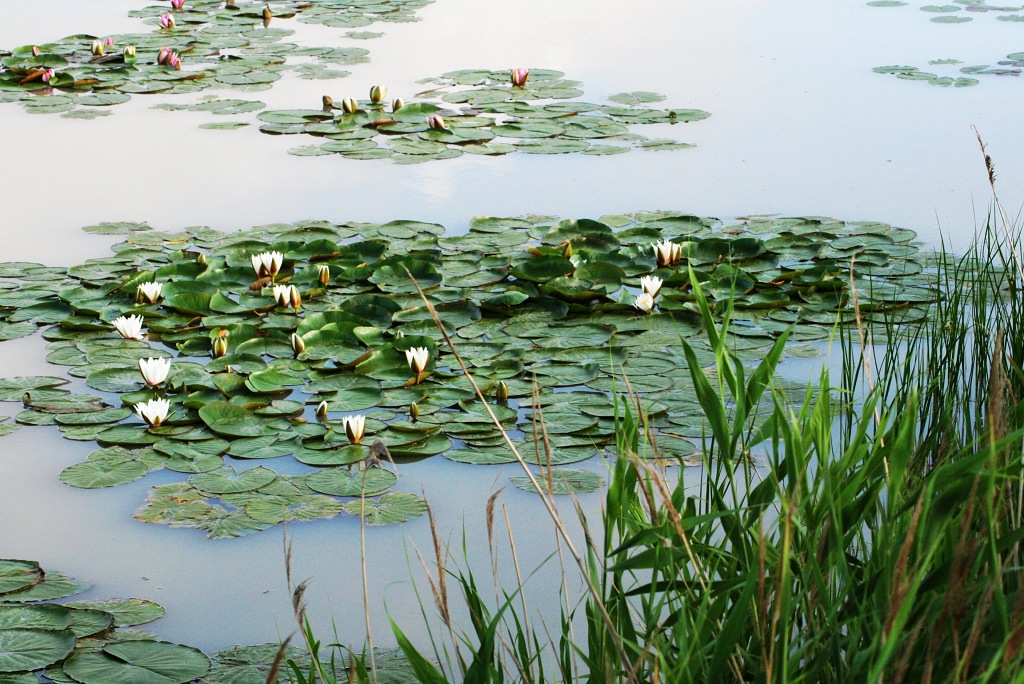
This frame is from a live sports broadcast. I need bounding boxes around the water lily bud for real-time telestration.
[157,47,173,65]
[317,264,330,286]
[169,54,182,70]
[391,97,404,112]
[511,68,529,87]
[91,40,105,56]
[123,45,136,59]
[105,37,114,46]
[171,0,185,9]
[322,95,333,112]
[289,285,302,309]
[291,333,306,355]
[159,13,176,29]
[31,46,40,57]
[369,85,387,104]
[563,242,573,258]
[343,414,366,445]
[316,400,328,423]
[496,381,509,405]
[427,114,446,130]
[263,6,272,27]
[211,332,228,358]
[341,97,358,113]
[41,68,55,83]
[633,293,655,314]
[410,402,419,421]
[135,397,171,427]
[394,330,405,339]
[196,252,207,265]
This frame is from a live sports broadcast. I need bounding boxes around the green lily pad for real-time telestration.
[63,640,210,684]
[0,628,76,673]
[342,492,428,525]
[305,467,397,497]
[511,468,605,494]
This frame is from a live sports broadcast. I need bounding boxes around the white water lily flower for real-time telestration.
[139,357,171,387]
[272,284,291,307]
[634,293,655,314]
[343,414,366,444]
[135,397,171,427]
[640,275,663,298]
[136,281,162,305]
[405,347,430,376]
[251,251,284,278]
[652,240,679,267]
[113,314,145,340]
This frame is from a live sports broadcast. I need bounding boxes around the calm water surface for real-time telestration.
[0,0,1020,652]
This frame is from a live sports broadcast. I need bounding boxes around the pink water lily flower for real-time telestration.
[427,114,446,130]
[511,68,529,87]
[170,0,185,9]
[41,68,55,83]
[159,13,176,29]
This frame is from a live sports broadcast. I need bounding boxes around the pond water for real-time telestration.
[0,0,1021,657]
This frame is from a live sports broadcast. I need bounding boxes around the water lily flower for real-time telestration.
[211,330,228,358]
[31,46,40,57]
[272,284,291,307]
[391,97,404,112]
[168,54,182,70]
[135,397,171,427]
[123,45,136,59]
[316,400,328,423]
[343,414,366,444]
[157,47,173,65]
[341,97,358,113]
[640,275,663,298]
[427,114,446,130]
[317,264,330,286]
[139,357,171,387]
[41,68,55,83]
[405,347,430,378]
[159,13,176,29]
[633,293,655,314]
[136,281,163,305]
[511,68,529,87]
[251,251,284,279]
[91,40,105,56]
[291,333,306,355]
[369,85,387,104]
[170,0,185,9]
[289,285,302,309]
[113,314,145,340]
[653,240,682,267]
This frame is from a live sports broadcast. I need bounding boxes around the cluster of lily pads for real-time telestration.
[0,212,932,538]
[867,0,1024,22]
[874,52,1024,86]
[272,69,710,161]
[0,0,432,119]
[0,557,415,683]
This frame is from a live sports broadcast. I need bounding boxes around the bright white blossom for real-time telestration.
[136,281,162,305]
[272,284,291,307]
[113,314,145,340]
[139,357,171,387]
[652,240,682,267]
[640,275,663,298]
[343,414,366,444]
[135,397,171,427]
[634,293,655,314]
[251,251,284,278]
[405,347,430,376]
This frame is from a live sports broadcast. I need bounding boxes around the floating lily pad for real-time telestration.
[511,468,605,494]
[0,628,76,673]
[63,640,210,684]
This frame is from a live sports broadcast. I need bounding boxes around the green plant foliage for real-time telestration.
[871,54,1024,86]
[511,468,605,494]
[866,0,1024,22]
[0,213,932,537]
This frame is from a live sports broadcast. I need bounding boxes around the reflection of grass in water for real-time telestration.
[288,190,1024,680]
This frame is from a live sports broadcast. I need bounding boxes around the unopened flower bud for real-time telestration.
[291,333,306,355]
[31,46,40,57]
[211,332,228,358]
[316,400,328,423]
[317,264,330,286]
[410,402,419,421]
[322,95,333,112]
[341,97,358,113]
[391,97,404,112]
[427,114,446,130]
[196,252,207,265]
[496,381,509,405]
[289,285,302,309]
[369,85,387,104]
[91,40,105,56]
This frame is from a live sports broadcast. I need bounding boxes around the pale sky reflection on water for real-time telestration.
[0,0,1021,652]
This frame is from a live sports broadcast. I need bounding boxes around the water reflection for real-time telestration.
[0,0,1020,654]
